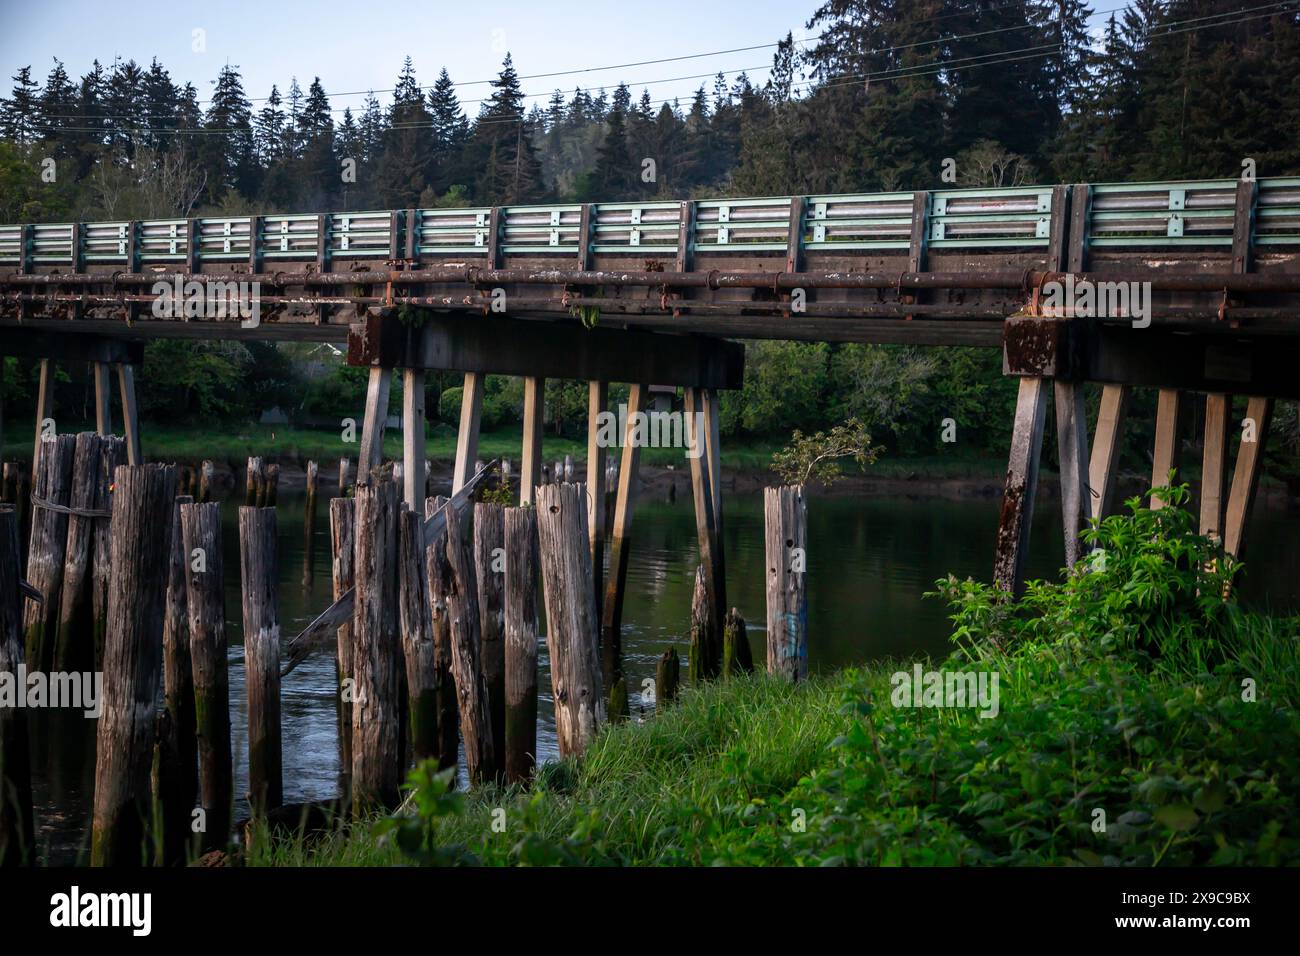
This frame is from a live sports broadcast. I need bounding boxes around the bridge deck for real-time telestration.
[2,177,1299,346]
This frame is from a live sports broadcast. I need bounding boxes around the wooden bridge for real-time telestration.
[2,174,1300,619]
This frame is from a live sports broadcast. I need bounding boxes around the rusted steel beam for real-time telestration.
[8,266,1300,295]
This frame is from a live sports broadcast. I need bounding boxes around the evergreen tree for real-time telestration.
[376,58,435,208]
[200,63,257,202]
[2,65,41,146]
[471,53,545,203]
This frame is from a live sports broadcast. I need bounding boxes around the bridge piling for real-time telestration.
[473,502,507,782]
[24,432,75,671]
[993,377,1048,599]
[329,498,356,777]
[180,500,233,854]
[114,364,141,466]
[238,504,282,816]
[91,463,177,867]
[585,381,608,616]
[397,505,439,765]
[1223,396,1274,560]
[0,505,33,867]
[423,495,460,773]
[452,373,484,494]
[157,494,197,865]
[1054,382,1091,570]
[600,383,646,717]
[1088,385,1129,522]
[520,376,544,506]
[503,505,539,784]
[1150,389,1185,508]
[442,497,494,786]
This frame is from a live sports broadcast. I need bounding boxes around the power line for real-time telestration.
[23,1,1294,138]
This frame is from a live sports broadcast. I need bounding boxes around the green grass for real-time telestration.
[6,419,1009,480]
[245,489,1300,868]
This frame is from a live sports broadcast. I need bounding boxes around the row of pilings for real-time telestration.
[0,441,810,866]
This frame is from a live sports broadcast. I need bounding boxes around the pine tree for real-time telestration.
[141,58,179,152]
[376,58,435,208]
[471,53,545,203]
[428,68,470,194]
[200,63,257,202]
[2,65,41,146]
[37,59,77,150]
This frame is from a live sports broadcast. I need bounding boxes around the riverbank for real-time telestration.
[248,615,1300,867]
[244,496,1300,867]
[12,421,1295,504]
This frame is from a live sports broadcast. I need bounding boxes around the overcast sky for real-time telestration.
[0,0,826,119]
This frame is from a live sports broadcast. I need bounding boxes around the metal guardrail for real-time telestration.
[2,178,1298,270]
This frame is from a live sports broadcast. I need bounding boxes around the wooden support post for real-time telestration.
[685,388,720,679]
[92,362,112,436]
[443,500,494,785]
[474,502,506,782]
[600,383,646,716]
[24,432,75,672]
[397,505,439,764]
[244,456,264,507]
[586,381,608,614]
[1054,381,1090,570]
[91,437,126,667]
[503,505,539,784]
[328,498,356,774]
[198,460,214,503]
[32,358,53,480]
[520,376,544,506]
[1088,384,1129,522]
[655,648,680,713]
[350,479,403,812]
[53,432,103,672]
[264,464,280,506]
[1223,396,1274,559]
[764,484,808,681]
[180,501,232,853]
[238,505,282,816]
[0,506,34,867]
[453,372,485,494]
[157,494,196,865]
[703,388,726,621]
[115,364,142,466]
[1200,394,1233,542]
[536,482,604,757]
[688,565,717,684]
[1150,388,1184,509]
[91,463,177,867]
[424,496,460,772]
[338,458,350,498]
[358,367,392,487]
[722,607,752,678]
[993,377,1048,597]
[402,368,426,511]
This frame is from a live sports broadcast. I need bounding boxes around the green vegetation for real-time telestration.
[248,487,1300,867]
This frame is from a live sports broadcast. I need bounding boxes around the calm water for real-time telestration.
[27,484,1300,861]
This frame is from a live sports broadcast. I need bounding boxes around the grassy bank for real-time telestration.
[4,421,1008,480]
[249,488,1300,867]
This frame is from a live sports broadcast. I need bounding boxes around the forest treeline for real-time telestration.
[1,0,1298,469]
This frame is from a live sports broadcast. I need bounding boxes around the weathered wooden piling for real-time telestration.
[91,436,126,668]
[23,432,75,672]
[443,501,495,785]
[338,457,350,498]
[397,506,439,764]
[303,460,319,587]
[264,464,280,506]
[722,607,753,678]
[238,505,282,815]
[688,565,719,684]
[245,456,264,506]
[180,501,233,853]
[423,496,460,772]
[473,501,506,781]
[328,498,356,773]
[535,483,605,758]
[503,506,539,784]
[655,648,680,713]
[764,485,808,681]
[92,463,178,867]
[156,494,196,864]
[53,432,104,672]
[351,479,404,812]
[198,460,215,503]
[0,506,34,867]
